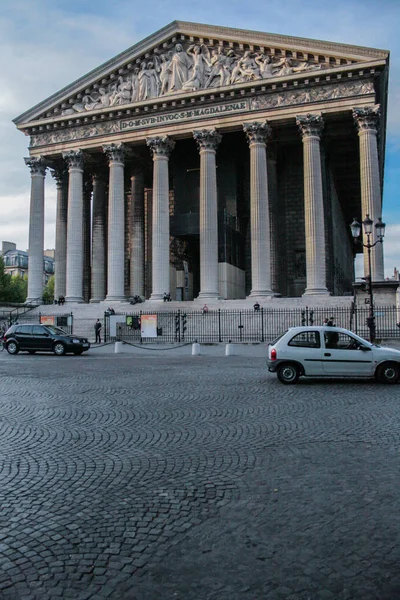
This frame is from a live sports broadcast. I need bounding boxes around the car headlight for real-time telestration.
[72,338,80,344]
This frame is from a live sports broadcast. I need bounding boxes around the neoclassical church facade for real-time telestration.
[14,21,389,303]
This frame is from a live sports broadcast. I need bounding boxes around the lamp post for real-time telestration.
[350,215,386,342]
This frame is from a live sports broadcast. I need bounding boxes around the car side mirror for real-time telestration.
[359,345,371,351]
[44,333,49,337]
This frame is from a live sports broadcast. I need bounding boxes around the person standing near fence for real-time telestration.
[94,319,102,344]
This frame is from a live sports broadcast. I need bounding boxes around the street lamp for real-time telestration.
[350,214,386,342]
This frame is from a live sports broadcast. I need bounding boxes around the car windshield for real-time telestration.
[45,325,68,335]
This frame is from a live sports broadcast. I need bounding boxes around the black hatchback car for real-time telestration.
[3,324,90,356]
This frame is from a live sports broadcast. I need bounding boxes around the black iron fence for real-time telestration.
[104,305,400,344]
[1,312,74,334]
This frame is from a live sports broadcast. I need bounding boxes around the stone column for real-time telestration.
[353,105,384,281]
[63,149,84,303]
[193,129,222,299]
[82,178,92,303]
[51,167,68,301]
[243,122,273,297]
[24,156,47,303]
[90,174,107,302]
[103,143,127,301]
[296,114,329,296]
[267,145,280,295]
[129,167,145,298]
[146,136,175,301]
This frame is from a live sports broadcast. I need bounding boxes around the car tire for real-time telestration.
[277,363,300,385]
[376,362,400,384]
[6,341,19,355]
[53,342,66,356]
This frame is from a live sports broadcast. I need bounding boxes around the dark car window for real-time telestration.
[33,326,48,337]
[15,325,32,335]
[45,325,68,335]
[324,331,362,350]
[288,331,320,348]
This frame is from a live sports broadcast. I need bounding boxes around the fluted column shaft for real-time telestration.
[353,106,384,280]
[63,150,84,302]
[194,129,221,299]
[297,114,329,296]
[82,179,92,303]
[51,168,68,300]
[130,169,145,297]
[25,157,47,303]
[147,136,175,301]
[244,122,273,296]
[103,143,126,301]
[90,175,107,302]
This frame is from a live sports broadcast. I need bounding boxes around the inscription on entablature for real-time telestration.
[29,80,375,148]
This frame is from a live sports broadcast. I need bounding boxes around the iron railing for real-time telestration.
[103,305,400,344]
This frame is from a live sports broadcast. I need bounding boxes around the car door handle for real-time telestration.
[324,353,331,356]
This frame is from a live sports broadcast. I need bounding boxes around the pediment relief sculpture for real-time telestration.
[61,43,331,117]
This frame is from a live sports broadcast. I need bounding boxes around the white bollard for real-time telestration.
[225,343,234,356]
[192,342,201,356]
[115,341,123,353]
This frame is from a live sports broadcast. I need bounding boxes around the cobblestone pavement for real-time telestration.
[0,351,400,599]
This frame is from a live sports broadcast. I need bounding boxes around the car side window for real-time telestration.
[288,331,320,348]
[33,326,47,336]
[324,332,360,350]
[16,325,32,335]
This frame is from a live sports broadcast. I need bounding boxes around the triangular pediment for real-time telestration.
[14,21,389,126]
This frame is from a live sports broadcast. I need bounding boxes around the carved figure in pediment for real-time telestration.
[138,62,153,101]
[204,47,227,89]
[131,67,140,103]
[222,48,239,86]
[168,43,192,92]
[155,53,172,95]
[147,61,161,97]
[255,54,275,79]
[109,76,132,106]
[182,45,211,91]
[230,51,260,84]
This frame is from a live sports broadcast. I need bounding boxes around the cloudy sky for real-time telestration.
[1,0,399,276]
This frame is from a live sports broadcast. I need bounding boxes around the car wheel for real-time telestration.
[376,362,400,384]
[73,349,83,355]
[277,363,300,385]
[6,341,19,355]
[28,350,36,355]
[53,342,66,356]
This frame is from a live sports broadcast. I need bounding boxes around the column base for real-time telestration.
[105,296,126,302]
[90,298,104,303]
[65,296,84,303]
[302,288,330,296]
[249,290,274,297]
[197,291,219,299]
[25,297,42,306]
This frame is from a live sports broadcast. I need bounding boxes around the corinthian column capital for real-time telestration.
[296,114,324,139]
[193,129,222,152]
[50,166,68,188]
[24,156,47,176]
[243,122,271,145]
[62,149,84,170]
[146,136,175,158]
[353,105,380,132]
[103,142,128,164]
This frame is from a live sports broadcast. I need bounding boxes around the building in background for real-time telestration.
[13,21,389,304]
[1,241,54,284]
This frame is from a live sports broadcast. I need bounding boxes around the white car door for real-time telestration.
[321,330,374,376]
[284,330,324,376]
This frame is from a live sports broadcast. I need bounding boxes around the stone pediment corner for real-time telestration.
[14,20,389,128]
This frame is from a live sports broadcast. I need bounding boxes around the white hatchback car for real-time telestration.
[267,326,400,384]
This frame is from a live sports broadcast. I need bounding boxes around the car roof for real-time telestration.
[287,325,354,333]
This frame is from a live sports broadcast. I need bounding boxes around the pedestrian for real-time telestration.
[94,319,102,343]
[202,304,209,314]
[253,301,260,312]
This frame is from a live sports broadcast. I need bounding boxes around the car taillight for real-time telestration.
[270,347,277,361]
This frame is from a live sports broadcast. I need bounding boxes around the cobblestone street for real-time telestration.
[0,349,399,599]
